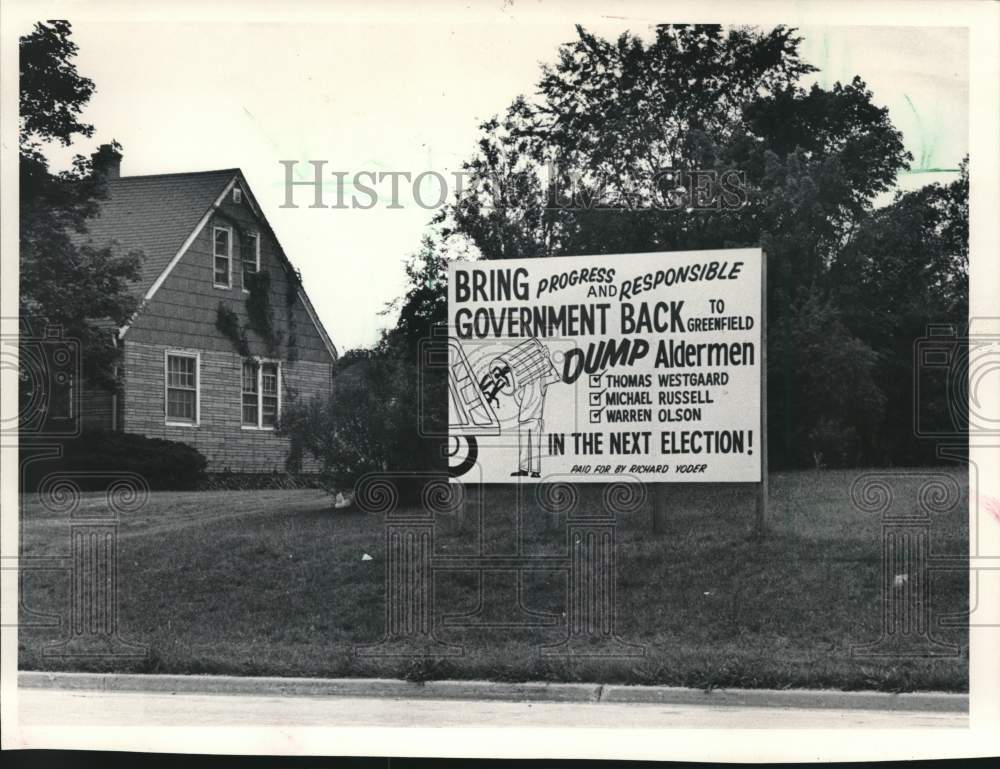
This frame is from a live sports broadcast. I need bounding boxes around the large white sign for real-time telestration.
[447,249,763,483]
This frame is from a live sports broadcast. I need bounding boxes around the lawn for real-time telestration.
[18,468,968,691]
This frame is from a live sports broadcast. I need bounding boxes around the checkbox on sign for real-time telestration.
[589,374,602,388]
[589,409,602,424]
[589,391,602,406]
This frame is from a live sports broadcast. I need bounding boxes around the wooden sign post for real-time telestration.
[754,251,768,539]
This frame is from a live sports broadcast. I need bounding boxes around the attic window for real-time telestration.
[213,226,232,288]
[242,232,260,291]
[233,188,242,204]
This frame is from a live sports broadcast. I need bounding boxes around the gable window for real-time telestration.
[241,359,280,429]
[165,352,199,425]
[213,226,232,288]
[233,187,242,204]
[242,232,260,291]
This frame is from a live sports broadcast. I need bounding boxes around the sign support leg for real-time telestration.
[754,251,769,540]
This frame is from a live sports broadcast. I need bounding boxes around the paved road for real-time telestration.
[17,687,967,729]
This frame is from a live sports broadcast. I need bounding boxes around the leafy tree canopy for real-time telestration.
[19,21,142,389]
[430,24,962,468]
[300,24,966,473]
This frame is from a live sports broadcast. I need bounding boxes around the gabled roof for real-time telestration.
[84,169,238,296]
[83,168,337,360]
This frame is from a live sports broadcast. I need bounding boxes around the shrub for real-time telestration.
[21,430,207,491]
[281,348,446,503]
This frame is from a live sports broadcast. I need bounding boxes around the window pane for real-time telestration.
[214,228,229,256]
[262,363,278,394]
[167,389,195,421]
[262,395,278,427]
[215,256,229,286]
[242,393,258,426]
[242,361,258,393]
[168,356,195,388]
[166,355,197,422]
[242,360,258,426]
[242,234,257,268]
[242,258,257,286]
[214,229,230,285]
[168,356,191,375]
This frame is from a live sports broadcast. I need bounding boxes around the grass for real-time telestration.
[18,468,968,691]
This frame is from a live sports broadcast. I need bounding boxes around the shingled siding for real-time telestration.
[122,340,330,472]
[125,186,332,364]
[118,180,336,473]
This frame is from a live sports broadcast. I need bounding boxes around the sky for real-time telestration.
[37,20,968,352]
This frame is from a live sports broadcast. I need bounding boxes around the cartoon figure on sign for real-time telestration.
[484,338,561,478]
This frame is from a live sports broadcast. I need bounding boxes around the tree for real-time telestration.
[19,21,141,390]
[312,24,963,473]
[439,23,917,467]
[281,350,399,488]
[768,288,885,467]
[283,239,449,493]
[443,25,910,264]
[831,159,969,464]
[373,237,449,481]
[378,236,449,358]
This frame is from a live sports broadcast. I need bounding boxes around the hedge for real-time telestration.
[21,430,207,491]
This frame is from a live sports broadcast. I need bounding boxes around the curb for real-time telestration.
[19,672,600,703]
[599,684,968,712]
[18,672,968,713]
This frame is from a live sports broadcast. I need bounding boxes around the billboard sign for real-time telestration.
[448,248,763,483]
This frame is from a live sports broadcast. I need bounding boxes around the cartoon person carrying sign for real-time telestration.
[480,338,561,478]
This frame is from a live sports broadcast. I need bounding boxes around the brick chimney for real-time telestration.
[91,143,123,180]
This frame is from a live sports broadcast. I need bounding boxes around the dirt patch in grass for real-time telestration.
[18,468,968,691]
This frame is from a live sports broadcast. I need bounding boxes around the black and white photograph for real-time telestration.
[1,0,998,763]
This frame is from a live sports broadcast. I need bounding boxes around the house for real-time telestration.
[80,145,337,473]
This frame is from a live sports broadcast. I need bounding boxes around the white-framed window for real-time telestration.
[165,351,199,425]
[241,360,258,426]
[241,358,280,429]
[213,226,232,288]
[241,231,260,292]
[233,187,243,204]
